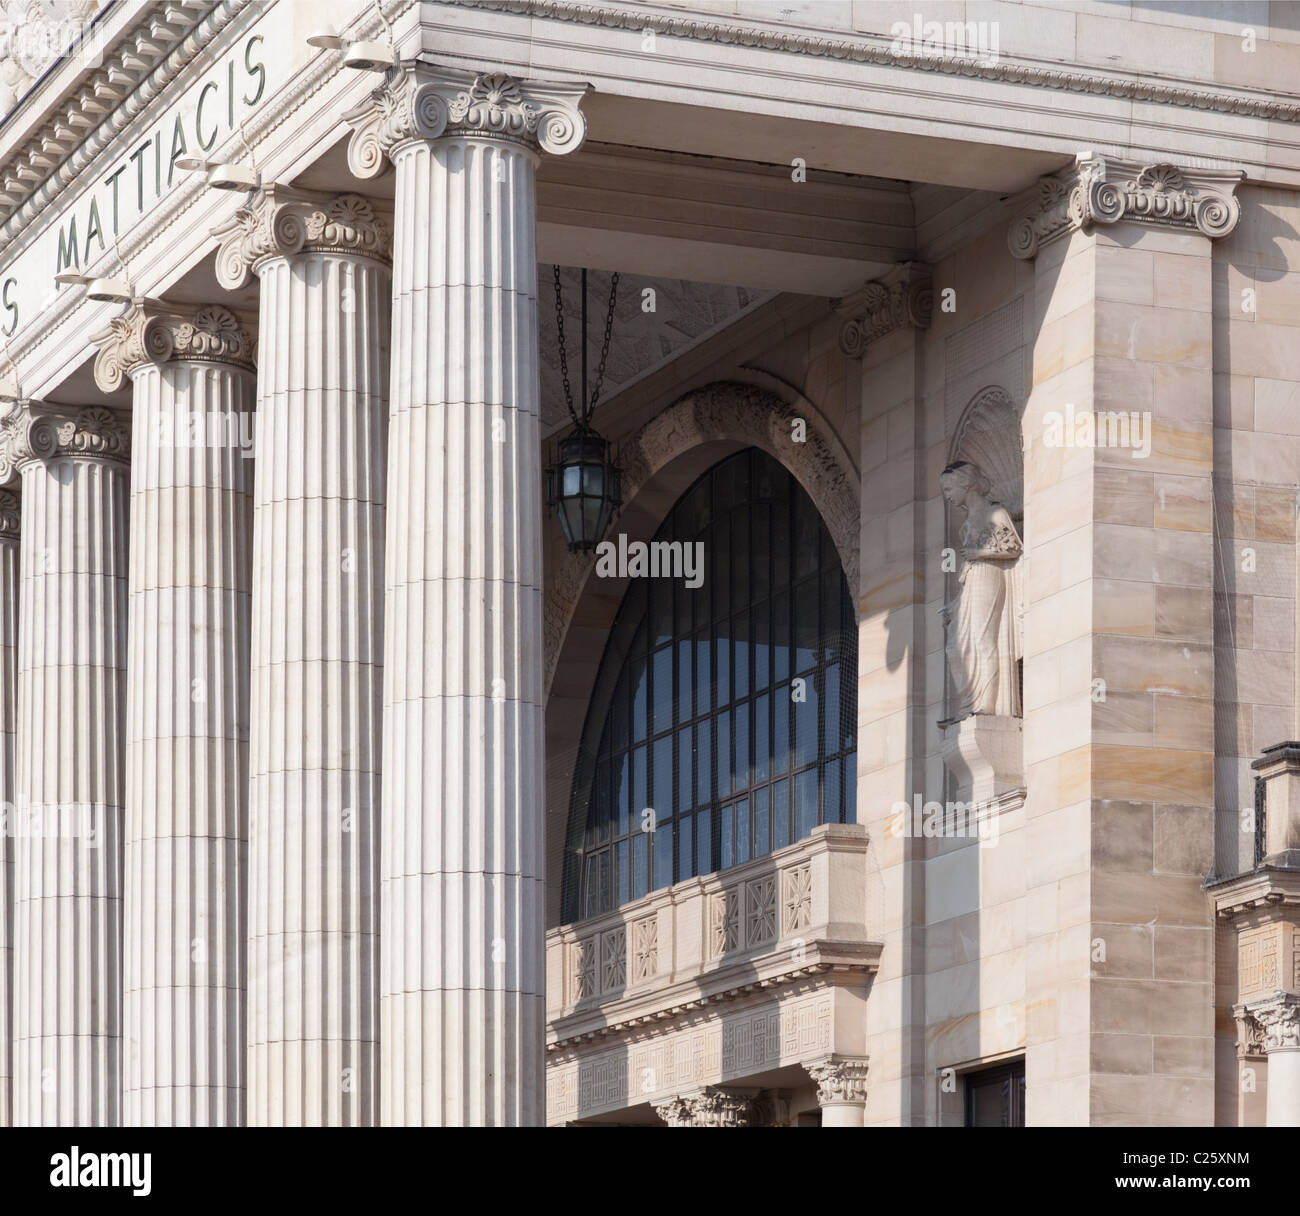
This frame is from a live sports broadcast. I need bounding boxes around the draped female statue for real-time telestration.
[940,460,1023,719]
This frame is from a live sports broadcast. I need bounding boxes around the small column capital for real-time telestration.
[651,1086,759,1127]
[835,262,931,358]
[1249,991,1300,1052]
[0,401,131,479]
[212,186,393,290]
[344,64,591,179]
[1008,156,1243,259]
[0,487,18,537]
[93,302,256,393]
[805,1054,870,1106]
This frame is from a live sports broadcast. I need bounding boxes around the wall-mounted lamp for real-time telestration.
[52,272,134,303]
[305,30,395,71]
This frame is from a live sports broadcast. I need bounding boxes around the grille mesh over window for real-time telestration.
[561,447,857,925]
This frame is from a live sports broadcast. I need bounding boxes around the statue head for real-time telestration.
[940,460,992,508]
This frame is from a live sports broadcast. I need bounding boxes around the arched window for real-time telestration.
[562,447,857,924]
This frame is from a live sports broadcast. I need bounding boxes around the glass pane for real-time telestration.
[734,612,749,701]
[631,652,648,741]
[654,820,674,890]
[652,644,674,735]
[592,757,611,842]
[712,518,730,620]
[653,734,673,821]
[844,752,857,824]
[754,602,770,691]
[717,709,731,799]
[716,622,730,707]
[794,672,819,769]
[825,662,840,757]
[774,693,789,776]
[795,492,819,579]
[773,778,790,849]
[696,807,712,875]
[616,752,631,830]
[616,838,629,906]
[772,498,790,589]
[824,759,842,826]
[755,692,770,784]
[678,726,693,814]
[632,831,648,901]
[795,768,818,840]
[821,566,840,662]
[611,675,629,751]
[733,700,750,793]
[794,579,818,674]
[751,504,770,601]
[695,633,711,718]
[677,639,692,722]
[732,511,749,606]
[773,591,790,684]
[735,799,750,865]
[632,745,646,834]
[652,579,673,647]
[678,815,694,880]
[721,804,733,871]
[754,786,770,857]
[696,719,712,805]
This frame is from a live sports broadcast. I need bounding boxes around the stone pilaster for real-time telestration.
[651,1087,758,1127]
[1010,156,1242,1126]
[94,302,256,1126]
[1247,992,1300,1127]
[214,189,391,1126]
[345,64,589,1126]
[0,402,130,1125]
[0,486,16,1126]
[806,1055,870,1127]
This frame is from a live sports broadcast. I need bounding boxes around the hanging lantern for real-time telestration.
[546,426,623,551]
[546,267,623,553]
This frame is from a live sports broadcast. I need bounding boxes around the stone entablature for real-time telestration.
[545,824,878,1124]
[1008,157,1243,259]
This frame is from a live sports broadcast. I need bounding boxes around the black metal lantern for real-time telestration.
[546,267,623,552]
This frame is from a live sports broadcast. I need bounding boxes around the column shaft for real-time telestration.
[10,412,129,1125]
[383,133,544,1127]
[122,353,253,1125]
[247,250,388,1125]
[0,490,17,1126]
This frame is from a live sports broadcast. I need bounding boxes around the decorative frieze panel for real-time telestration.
[568,919,642,1003]
[782,864,812,934]
[1008,157,1243,259]
[631,915,658,983]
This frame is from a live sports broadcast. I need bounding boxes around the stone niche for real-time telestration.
[939,387,1025,805]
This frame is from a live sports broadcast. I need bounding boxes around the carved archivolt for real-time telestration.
[543,380,859,694]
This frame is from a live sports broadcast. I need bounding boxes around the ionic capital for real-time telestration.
[805,1055,870,1106]
[212,186,393,290]
[651,1086,758,1127]
[1008,156,1243,259]
[0,401,131,480]
[0,487,18,537]
[93,302,256,393]
[836,262,932,358]
[1248,991,1300,1052]
[344,64,590,179]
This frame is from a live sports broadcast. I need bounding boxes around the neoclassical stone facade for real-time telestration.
[1,0,1300,1129]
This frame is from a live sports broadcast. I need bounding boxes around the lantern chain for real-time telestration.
[553,266,621,430]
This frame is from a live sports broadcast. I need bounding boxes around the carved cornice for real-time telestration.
[1248,991,1300,1051]
[344,64,590,178]
[835,262,932,358]
[652,1087,757,1128]
[0,487,18,537]
[93,302,256,392]
[0,401,131,481]
[1008,158,1243,259]
[446,0,1300,124]
[0,1,232,239]
[805,1055,870,1106]
[212,187,393,290]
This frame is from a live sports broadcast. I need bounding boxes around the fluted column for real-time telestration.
[94,303,256,1126]
[0,402,130,1125]
[0,487,17,1126]
[214,189,391,1125]
[346,65,588,1127]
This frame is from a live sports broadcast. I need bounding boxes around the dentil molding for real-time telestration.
[835,262,932,359]
[212,187,394,290]
[93,302,256,392]
[0,401,131,482]
[805,1055,870,1106]
[343,63,591,179]
[1008,157,1244,259]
